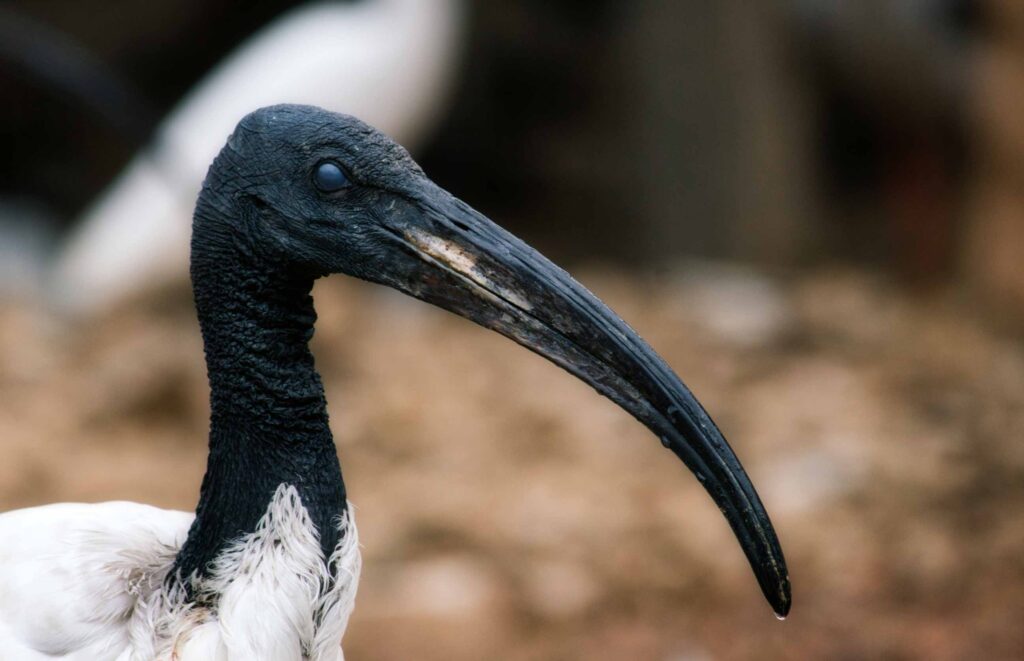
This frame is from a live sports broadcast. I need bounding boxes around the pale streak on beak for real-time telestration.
[402,226,534,311]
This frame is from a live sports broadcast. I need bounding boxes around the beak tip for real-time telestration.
[769,579,792,619]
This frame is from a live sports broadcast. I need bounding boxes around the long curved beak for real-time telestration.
[360,184,791,617]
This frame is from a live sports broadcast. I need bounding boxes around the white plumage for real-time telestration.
[54,0,463,314]
[0,488,359,660]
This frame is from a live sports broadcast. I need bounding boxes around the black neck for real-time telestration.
[173,206,346,587]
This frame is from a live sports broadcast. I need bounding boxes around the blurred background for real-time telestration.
[1,0,1023,658]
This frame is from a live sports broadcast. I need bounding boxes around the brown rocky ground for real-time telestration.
[1,265,1022,660]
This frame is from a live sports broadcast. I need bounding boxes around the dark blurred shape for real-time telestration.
[0,7,157,144]
[792,0,974,281]
[0,0,303,222]
[422,0,978,279]
[964,1,1024,326]
[619,1,814,265]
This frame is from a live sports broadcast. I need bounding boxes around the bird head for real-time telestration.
[195,104,791,617]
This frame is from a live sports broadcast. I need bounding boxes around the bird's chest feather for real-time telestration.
[141,485,359,661]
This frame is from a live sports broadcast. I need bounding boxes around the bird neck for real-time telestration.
[173,224,346,590]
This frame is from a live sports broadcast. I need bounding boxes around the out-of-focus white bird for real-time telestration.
[54,0,463,314]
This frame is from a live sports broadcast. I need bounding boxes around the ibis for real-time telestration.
[0,105,790,660]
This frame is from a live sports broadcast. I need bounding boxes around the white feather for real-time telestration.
[0,488,360,660]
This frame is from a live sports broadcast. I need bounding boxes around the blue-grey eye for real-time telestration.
[313,161,349,192]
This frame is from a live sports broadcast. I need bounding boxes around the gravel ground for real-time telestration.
[1,265,1022,660]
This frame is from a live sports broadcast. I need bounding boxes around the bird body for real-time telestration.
[1,105,789,659]
[0,495,357,660]
[0,502,190,660]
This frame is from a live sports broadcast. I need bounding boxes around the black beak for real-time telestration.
[360,184,791,617]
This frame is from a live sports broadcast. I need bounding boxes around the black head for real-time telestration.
[194,104,436,279]
[193,104,792,617]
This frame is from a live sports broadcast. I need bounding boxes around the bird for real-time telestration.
[0,105,791,660]
[52,0,463,315]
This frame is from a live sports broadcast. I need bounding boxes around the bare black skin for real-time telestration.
[176,104,791,617]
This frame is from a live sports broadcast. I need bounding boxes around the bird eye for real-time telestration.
[313,161,349,192]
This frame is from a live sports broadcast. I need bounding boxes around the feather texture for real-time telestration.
[0,487,359,660]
